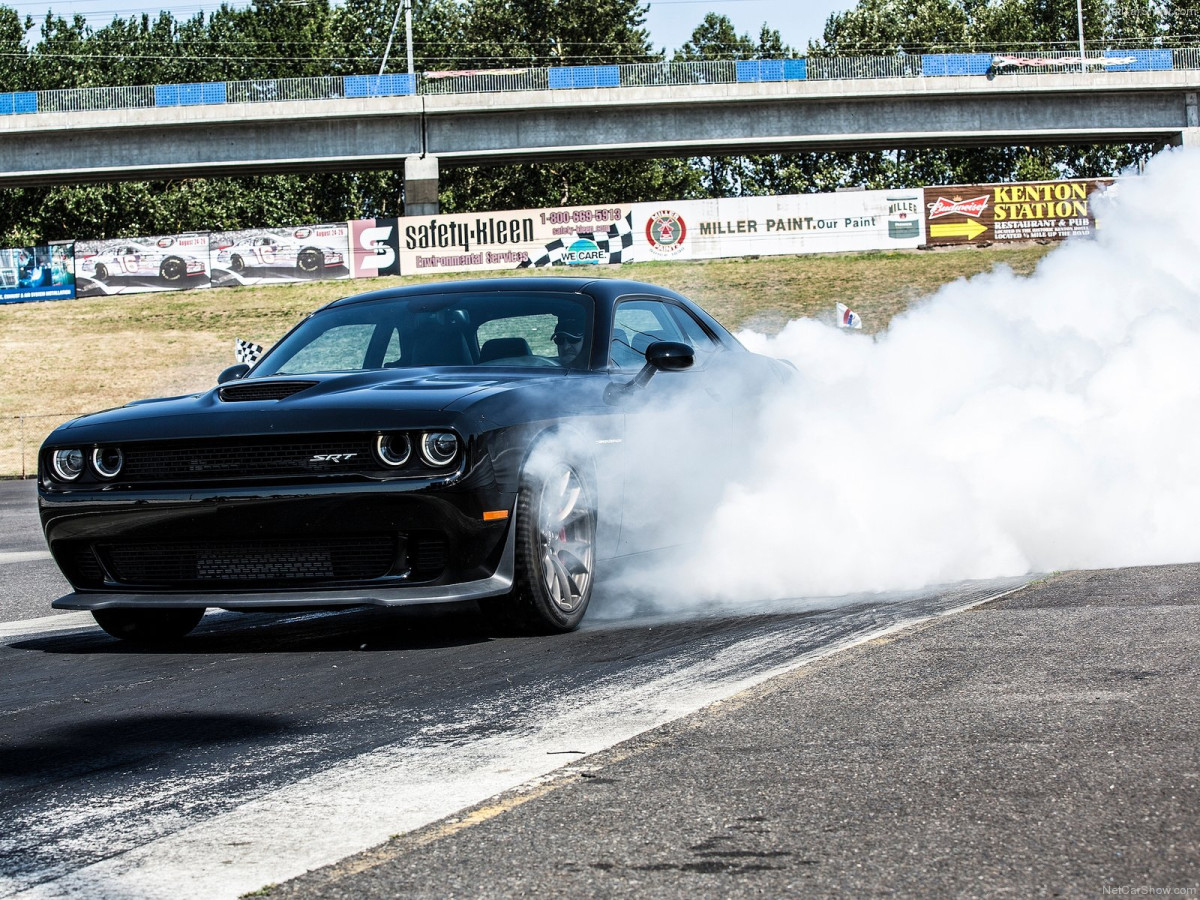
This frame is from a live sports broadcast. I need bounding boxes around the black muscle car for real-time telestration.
[38,277,790,643]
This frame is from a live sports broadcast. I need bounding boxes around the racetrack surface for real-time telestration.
[267,563,1200,900]
[2,477,1197,898]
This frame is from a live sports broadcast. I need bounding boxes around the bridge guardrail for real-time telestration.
[0,49,1195,120]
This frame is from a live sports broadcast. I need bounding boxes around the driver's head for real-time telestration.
[552,311,587,367]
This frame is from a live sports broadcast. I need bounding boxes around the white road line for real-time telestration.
[0,551,51,565]
[4,584,1025,900]
[0,611,95,640]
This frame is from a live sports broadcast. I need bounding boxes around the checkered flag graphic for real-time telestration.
[235,338,264,364]
[520,213,635,268]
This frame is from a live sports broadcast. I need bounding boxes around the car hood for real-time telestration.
[52,369,568,444]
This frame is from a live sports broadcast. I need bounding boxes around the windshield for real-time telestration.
[252,290,595,376]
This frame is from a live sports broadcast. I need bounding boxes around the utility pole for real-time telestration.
[1077,0,1087,73]
[379,0,414,83]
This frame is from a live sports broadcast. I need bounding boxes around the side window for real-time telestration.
[610,300,688,369]
[667,305,721,357]
[477,314,559,360]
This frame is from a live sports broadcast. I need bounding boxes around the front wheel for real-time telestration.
[485,459,596,634]
[92,608,205,645]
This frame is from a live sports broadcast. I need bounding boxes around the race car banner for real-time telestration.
[394,204,635,275]
[76,233,210,298]
[210,224,351,287]
[0,242,75,303]
[630,190,925,262]
[922,179,1114,245]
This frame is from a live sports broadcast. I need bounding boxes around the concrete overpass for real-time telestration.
[1,68,1198,215]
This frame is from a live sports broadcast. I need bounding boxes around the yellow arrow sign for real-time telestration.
[930,219,989,240]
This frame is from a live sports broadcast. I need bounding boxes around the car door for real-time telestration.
[608,297,734,556]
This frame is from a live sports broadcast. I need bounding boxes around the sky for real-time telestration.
[642,0,847,53]
[11,0,850,55]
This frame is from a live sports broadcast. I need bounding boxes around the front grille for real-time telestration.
[121,437,378,481]
[98,536,398,587]
[410,536,448,578]
[219,381,317,402]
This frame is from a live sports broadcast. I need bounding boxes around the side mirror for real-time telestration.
[645,341,694,372]
[605,341,695,403]
[218,363,250,384]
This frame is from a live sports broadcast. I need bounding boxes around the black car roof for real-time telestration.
[324,277,687,310]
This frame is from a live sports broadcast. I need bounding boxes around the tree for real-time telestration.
[461,0,655,67]
[811,0,969,55]
[1162,0,1200,45]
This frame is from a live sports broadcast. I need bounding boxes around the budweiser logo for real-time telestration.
[928,195,990,219]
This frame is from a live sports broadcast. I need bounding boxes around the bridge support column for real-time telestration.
[404,154,439,217]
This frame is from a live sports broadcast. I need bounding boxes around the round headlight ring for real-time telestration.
[374,433,413,468]
[51,448,85,482]
[91,447,124,479]
[421,432,459,467]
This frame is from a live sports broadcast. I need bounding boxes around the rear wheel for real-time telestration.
[159,256,187,282]
[92,608,205,645]
[296,248,323,273]
[485,458,596,634]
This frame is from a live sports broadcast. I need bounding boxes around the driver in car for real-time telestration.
[552,313,586,368]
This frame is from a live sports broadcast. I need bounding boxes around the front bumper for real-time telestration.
[41,480,516,610]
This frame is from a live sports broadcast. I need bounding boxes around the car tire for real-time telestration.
[159,256,187,282]
[94,263,109,280]
[296,249,323,273]
[229,254,246,274]
[484,457,596,634]
[92,608,205,644]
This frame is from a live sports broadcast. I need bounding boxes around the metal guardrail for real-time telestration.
[0,49,1195,120]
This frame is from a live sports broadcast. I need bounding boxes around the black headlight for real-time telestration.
[51,448,85,481]
[374,433,412,467]
[91,447,124,479]
[420,432,459,467]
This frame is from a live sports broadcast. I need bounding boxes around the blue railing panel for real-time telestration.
[784,58,807,80]
[344,74,415,98]
[922,53,992,76]
[548,66,619,89]
[1105,49,1172,72]
[737,59,789,82]
[154,84,178,106]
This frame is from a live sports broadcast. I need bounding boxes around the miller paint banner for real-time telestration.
[631,190,926,262]
[394,204,635,275]
[922,179,1114,246]
[76,233,210,297]
[209,224,351,286]
[0,242,74,303]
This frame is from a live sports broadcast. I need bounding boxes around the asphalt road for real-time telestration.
[272,564,1200,900]
[0,479,68,623]
[2,477,1196,898]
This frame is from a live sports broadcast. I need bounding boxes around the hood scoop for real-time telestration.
[219,381,317,402]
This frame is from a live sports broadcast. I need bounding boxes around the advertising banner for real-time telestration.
[395,204,635,275]
[76,233,210,297]
[922,179,1114,246]
[0,242,75,303]
[349,218,402,278]
[209,224,351,287]
[630,190,925,262]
